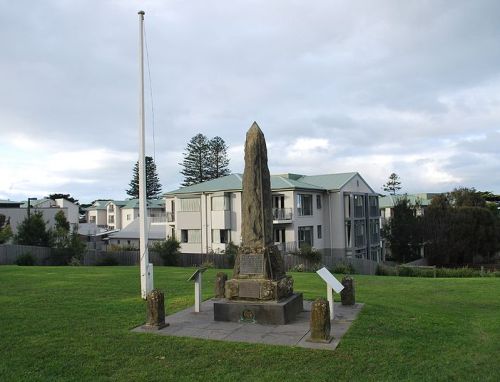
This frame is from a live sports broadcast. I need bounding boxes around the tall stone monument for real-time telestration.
[213,122,303,324]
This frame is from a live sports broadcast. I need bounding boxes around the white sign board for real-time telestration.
[316,267,344,293]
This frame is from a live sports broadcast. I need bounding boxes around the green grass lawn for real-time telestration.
[0,266,499,381]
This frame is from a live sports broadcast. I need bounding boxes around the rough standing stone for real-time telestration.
[214,272,228,298]
[340,276,355,306]
[308,298,332,343]
[146,289,168,330]
[241,122,273,249]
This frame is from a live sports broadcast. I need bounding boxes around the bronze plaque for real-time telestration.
[240,254,264,275]
[238,281,261,299]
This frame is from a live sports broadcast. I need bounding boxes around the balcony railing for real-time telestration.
[273,208,292,221]
[166,212,175,222]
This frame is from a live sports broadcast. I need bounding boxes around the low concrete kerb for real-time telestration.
[132,299,364,351]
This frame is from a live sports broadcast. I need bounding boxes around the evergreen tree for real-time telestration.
[0,214,13,244]
[14,211,53,247]
[126,156,162,199]
[47,193,79,204]
[180,134,211,186]
[382,197,422,263]
[382,173,402,195]
[208,136,230,180]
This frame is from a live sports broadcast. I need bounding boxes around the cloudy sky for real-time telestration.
[1,0,499,203]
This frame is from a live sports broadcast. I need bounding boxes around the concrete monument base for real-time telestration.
[213,293,303,325]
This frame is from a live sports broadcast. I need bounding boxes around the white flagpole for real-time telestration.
[138,10,151,299]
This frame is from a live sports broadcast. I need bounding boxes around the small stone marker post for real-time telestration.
[308,298,332,343]
[146,289,168,330]
[316,267,344,320]
[188,268,207,313]
[214,272,228,298]
[340,276,355,306]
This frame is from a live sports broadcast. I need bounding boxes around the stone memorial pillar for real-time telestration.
[340,276,355,306]
[308,298,332,343]
[145,289,168,330]
[214,122,303,325]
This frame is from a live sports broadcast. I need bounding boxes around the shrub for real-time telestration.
[332,262,356,275]
[223,241,239,267]
[15,252,35,266]
[201,260,214,269]
[96,254,119,266]
[151,237,180,266]
[44,248,73,266]
[376,264,398,276]
[295,244,322,263]
[291,264,306,272]
[68,257,82,266]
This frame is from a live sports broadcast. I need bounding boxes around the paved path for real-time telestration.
[132,299,364,351]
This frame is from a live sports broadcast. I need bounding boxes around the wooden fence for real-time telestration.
[0,244,378,274]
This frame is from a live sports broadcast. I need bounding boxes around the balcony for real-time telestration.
[273,208,292,221]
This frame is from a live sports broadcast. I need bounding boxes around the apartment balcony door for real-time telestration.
[273,195,285,209]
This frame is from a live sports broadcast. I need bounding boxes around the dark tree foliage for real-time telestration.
[54,210,70,231]
[14,211,53,247]
[382,173,402,195]
[423,193,499,266]
[208,136,230,179]
[180,134,211,186]
[180,134,231,186]
[382,197,422,263]
[0,214,13,244]
[47,194,79,204]
[449,187,486,207]
[126,156,162,199]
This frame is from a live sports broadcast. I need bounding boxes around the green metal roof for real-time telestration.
[297,173,358,191]
[379,193,439,209]
[122,199,165,209]
[166,173,326,195]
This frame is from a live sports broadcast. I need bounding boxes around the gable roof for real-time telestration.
[165,172,372,196]
[296,173,359,191]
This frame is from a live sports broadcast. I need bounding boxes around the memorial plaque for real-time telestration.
[240,254,264,275]
[238,281,261,299]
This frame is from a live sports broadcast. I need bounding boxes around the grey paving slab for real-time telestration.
[132,299,364,351]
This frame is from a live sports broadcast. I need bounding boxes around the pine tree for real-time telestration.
[382,173,402,195]
[208,136,230,180]
[180,134,211,186]
[126,156,162,199]
[14,211,53,247]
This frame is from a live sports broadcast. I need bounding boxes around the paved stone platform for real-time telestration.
[132,299,364,351]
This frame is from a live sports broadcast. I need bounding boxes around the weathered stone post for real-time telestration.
[214,272,228,298]
[340,276,355,306]
[145,289,168,330]
[308,298,332,343]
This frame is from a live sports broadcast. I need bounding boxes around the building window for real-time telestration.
[179,198,200,212]
[117,240,121,244]
[181,229,201,243]
[211,196,230,211]
[127,240,131,245]
[89,216,96,223]
[369,196,379,217]
[317,225,322,239]
[298,226,313,247]
[273,228,286,243]
[297,194,313,216]
[126,214,131,221]
[354,195,365,218]
[212,229,229,244]
[316,195,322,209]
[108,215,115,224]
[109,204,114,212]
[369,219,380,244]
[354,220,365,247]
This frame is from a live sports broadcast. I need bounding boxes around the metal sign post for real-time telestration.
[316,267,344,320]
[188,268,207,313]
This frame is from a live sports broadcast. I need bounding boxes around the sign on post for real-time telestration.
[316,267,344,320]
[187,268,207,313]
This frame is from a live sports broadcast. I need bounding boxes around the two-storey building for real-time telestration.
[164,172,381,261]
